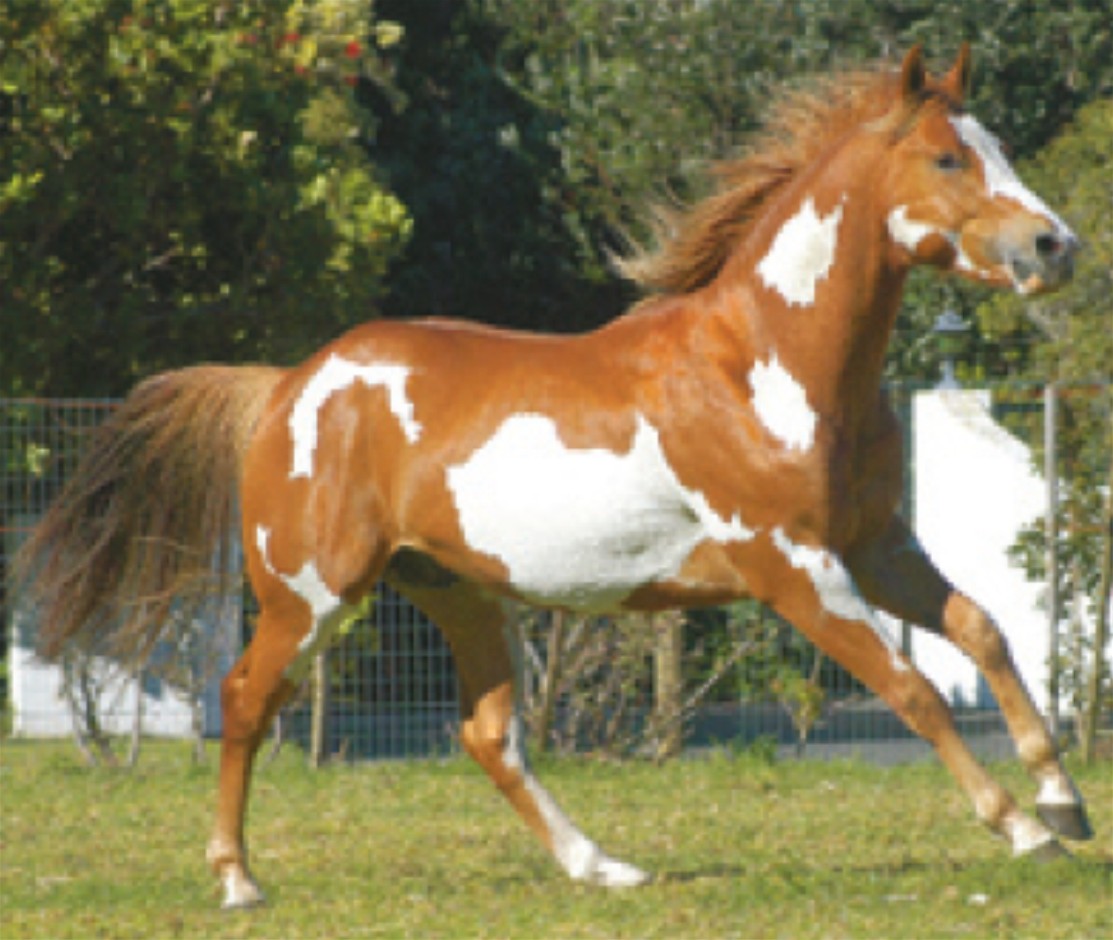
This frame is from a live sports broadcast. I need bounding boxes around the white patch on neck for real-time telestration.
[446,413,755,612]
[289,353,420,479]
[748,354,817,452]
[255,525,351,679]
[771,528,907,671]
[757,196,845,307]
[951,115,1072,237]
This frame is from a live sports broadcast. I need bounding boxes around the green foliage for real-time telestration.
[485,0,1112,379]
[974,100,1112,735]
[0,0,410,396]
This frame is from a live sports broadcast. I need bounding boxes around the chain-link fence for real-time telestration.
[3,387,1108,763]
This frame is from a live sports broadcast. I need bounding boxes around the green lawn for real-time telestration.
[1,740,1110,939]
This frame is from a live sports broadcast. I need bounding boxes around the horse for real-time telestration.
[20,45,1091,908]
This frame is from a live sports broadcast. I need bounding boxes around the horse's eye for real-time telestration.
[936,152,963,171]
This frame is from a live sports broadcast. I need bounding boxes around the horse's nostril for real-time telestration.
[1035,233,1061,258]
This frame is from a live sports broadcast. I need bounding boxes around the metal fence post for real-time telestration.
[1044,382,1060,738]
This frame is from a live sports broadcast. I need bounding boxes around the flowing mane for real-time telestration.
[616,64,926,295]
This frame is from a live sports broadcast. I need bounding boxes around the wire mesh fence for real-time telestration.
[2,387,1108,764]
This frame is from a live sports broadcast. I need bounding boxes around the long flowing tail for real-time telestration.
[16,365,284,664]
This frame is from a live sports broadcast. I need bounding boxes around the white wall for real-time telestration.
[911,390,1051,710]
[6,514,234,737]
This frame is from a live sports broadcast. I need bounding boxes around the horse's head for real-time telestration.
[882,45,1076,295]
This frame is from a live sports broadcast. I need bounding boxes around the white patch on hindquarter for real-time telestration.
[757,196,845,306]
[255,525,351,678]
[288,353,420,479]
[748,354,817,452]
[771,528,908,671]
[951,115,1072,237]
[446,413,755,612]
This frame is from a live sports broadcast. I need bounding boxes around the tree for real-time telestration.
[0,0,411,396]
[975,99,1112,752]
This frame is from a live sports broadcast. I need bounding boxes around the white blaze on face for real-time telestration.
[255,525,351,678]
[757,196,845,306]
[950,114,1072,238]
[288,353,420,479]
[771,527,908,671]
[748,354,817,452]
[446,413,755,611]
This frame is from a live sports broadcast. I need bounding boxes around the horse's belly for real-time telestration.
[445,413,754,612]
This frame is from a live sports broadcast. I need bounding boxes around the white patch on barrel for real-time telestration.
[288,353,420,479]
[757,196,845,306]
[748,354,817,452]
[446,413,755,612]
[255,525,351,678]
[951,115,1071,236]
[771,528,907,671]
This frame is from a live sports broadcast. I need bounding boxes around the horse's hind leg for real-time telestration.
[206,612,302,908]
[848,517,1092,842]
[207,534,384,908]
[393,569,650,886]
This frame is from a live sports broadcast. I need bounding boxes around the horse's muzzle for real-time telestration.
[1007,228,1078,295]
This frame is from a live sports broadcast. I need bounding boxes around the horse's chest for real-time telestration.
[445,414,754,611]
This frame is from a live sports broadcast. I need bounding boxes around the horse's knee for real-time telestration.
[944,594,1010,671]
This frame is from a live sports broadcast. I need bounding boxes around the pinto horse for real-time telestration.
[22,46,1092,907]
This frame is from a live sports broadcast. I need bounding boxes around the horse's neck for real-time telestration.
[720,157,905,425]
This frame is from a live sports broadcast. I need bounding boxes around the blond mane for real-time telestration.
[616,63,924,295]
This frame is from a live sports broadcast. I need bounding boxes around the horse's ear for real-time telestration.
[900,45,927,103]
[942,42,973,102]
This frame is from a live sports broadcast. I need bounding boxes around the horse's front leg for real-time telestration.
[847,516,1093,843]
[762,528,1065,858]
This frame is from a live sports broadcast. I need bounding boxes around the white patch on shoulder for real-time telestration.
[446,413,755,612]
[887,205,938,252]
[757,196,845,307]
[289,352,420,479]
[748,354,817,452]
[771,528,908,671]
[951,115,1071,237]
[255,525,351,679]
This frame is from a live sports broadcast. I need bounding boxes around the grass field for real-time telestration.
[1,740,1110,939]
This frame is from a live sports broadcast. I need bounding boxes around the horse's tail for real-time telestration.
[16,365,285,665]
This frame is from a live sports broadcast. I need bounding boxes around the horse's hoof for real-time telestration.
[219,870,267,910]
[1037,802,1094,842]
[1023,837,1072,864]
